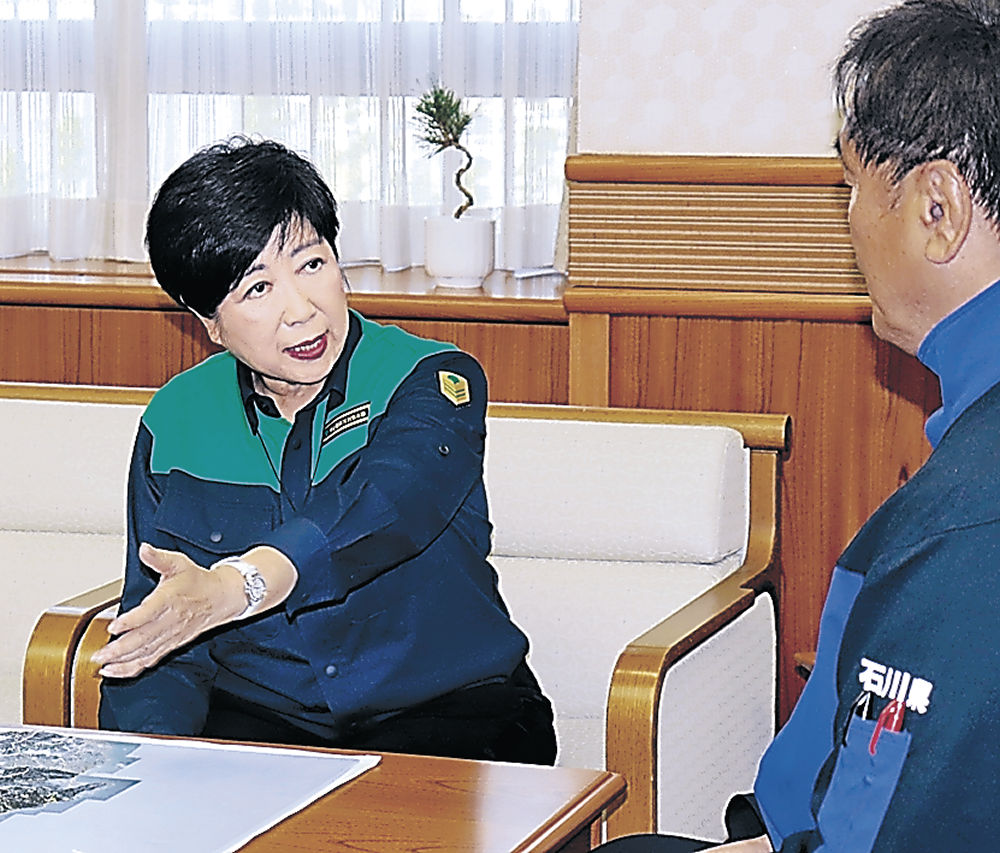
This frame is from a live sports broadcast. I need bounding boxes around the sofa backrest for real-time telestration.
[485,407,749,566]
[0,391,751,561]
[0,391,146,535]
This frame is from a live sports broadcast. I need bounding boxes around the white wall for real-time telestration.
[577,0,892,156]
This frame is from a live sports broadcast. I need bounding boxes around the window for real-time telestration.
[0,0,578,270]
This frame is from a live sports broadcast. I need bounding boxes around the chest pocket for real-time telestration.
[815,714,911,852]
[154,475,280,565]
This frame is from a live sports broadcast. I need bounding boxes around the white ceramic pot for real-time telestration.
[424,215,495,289]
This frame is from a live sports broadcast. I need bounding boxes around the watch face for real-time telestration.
[245,572,267,605]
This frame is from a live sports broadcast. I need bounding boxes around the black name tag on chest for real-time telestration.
[322,402,371,447]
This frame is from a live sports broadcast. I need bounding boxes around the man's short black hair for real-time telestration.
[835,0,1000,223]
[145,136,340,317]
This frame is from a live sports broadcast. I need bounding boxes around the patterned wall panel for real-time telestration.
[578,0,890,155]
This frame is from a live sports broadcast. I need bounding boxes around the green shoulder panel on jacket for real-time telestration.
[144,351,279,489]
[144,317,457,489]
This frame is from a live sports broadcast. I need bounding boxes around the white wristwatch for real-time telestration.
[212,557,267,619]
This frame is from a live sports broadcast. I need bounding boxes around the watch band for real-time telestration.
[212,557,267,619]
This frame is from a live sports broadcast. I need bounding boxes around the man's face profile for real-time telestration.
[840,134,933,356]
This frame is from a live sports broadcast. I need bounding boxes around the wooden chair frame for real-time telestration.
[13,383,789,839]
[488,404,788,838]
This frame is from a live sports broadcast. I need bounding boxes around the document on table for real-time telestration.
[0,725,380,852]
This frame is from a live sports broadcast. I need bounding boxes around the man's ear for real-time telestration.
[917,159,972,264]
[195,311,223,346]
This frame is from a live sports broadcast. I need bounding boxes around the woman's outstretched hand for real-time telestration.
[92,542,246,678]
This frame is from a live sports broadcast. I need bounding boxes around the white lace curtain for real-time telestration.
[0,0,578,271]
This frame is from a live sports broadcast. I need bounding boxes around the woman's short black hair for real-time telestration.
[145,136,340,317]
[834,0,1000,224]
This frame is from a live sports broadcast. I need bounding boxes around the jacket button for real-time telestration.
[324,664,338,677]
[438,444,450,456]
[292,437,303,450]
[209,531,223,543]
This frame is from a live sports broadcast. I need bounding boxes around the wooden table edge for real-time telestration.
[513,770,627,852]
[13,728,625,853]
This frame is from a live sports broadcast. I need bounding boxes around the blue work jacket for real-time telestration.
[100,311,529,738]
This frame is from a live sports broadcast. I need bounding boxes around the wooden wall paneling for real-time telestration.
[566,285,873,324]
[0,306,83,383]
[604,311,938,718]
[83,309,219,387]
[563,154,945,720]
[0,271,569,402]
[568,313,610,406]
[0,304,218,387]
[374,319,569,404]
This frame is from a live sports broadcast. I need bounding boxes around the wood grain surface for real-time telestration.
[243,749,625,852]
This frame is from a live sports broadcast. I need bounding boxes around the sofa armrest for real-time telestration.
[606,445,783,838]
[72,601,119,729]
[794,651,816,681]
[23,579,122,727]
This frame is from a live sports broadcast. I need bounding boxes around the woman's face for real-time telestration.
[199,219,349,397]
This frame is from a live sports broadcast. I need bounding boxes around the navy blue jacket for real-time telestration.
[755,281,1000,851]
[100,311,530,738]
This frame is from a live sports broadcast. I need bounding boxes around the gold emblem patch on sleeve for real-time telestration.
[438,370,471,406]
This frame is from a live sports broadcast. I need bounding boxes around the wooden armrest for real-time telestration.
[794,651,816,680]
[606,447,782,838]
[23,579,122,727]
[72,604,118,729]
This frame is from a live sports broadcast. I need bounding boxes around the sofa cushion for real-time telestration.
[493,554,740,770]
[484,418,748,564]
[0,398,143,534]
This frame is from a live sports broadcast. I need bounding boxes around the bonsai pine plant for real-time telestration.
[414,84,475,219]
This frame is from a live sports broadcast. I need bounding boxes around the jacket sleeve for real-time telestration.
[98,422,218,736]
[267,350,489,616]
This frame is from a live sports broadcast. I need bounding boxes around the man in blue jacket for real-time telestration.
[600,1,1000,850]
[94,137,556,764]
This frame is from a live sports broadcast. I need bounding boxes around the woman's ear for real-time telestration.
[195,311,223,346]
[918,159,972,264]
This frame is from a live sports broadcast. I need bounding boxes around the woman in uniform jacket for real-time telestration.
[95,137,556,764]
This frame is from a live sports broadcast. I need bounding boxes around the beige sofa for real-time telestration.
[3,382,788,841]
